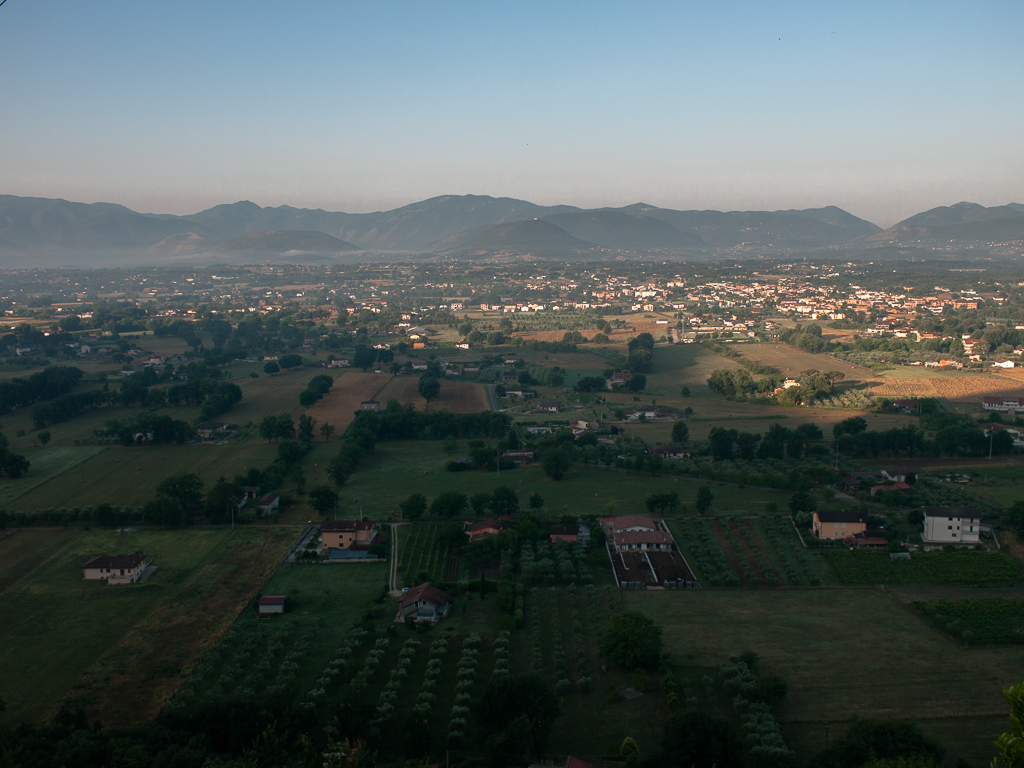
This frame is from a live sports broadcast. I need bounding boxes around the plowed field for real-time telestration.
[868,375,1024,401]
[375,376,489,413]
[303,372,392,431]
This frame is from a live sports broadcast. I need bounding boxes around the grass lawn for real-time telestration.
[625,588,1021,765]
[0,526,295,725]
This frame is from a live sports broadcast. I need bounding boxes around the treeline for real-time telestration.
[627,333,655,373]
[33,389,110,428]
[0,366,85,413]
[102,413,195,445]
[350,402,511,441]
[299,374,334,407]
[780,323,829,353]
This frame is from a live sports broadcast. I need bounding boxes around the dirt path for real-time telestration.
[707,519,750,587]
[727,519,764,582]
[744,519,785,584]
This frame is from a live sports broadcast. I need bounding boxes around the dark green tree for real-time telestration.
[308,485,339,516]
[696,485,714,515]
[400,493,427,521]
[542,448,570,481]
[600,610,663,668]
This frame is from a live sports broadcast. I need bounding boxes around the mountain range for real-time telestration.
[0,194,1021,266]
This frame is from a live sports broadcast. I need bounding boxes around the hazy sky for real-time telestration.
[1,0,1022,227]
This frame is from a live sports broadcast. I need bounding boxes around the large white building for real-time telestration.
[922,506,981,544]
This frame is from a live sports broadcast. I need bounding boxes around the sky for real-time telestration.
[1,0,1022,228]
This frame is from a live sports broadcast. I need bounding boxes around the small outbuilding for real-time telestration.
[258,596,287,615]
[257,493,280,514]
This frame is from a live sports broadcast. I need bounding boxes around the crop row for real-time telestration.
[826,550,1024,587]
[759,517,821,586]
[677,519,740,587]
[447,633,481,746]
[916,598,1024,645]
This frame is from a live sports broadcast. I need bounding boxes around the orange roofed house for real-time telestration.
[812,511,867,540]
[321,519,377,550]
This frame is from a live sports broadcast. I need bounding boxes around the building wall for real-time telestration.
[813,517,867,539]
[923,515,981,543]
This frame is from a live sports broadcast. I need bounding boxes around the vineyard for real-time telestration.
[398,524,454,585]
[826,550,1024,587]
[914,598,1024,645]
[670,518,740,586]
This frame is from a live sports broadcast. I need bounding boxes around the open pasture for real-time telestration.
[339,440,794,520]
[0,526,294,725]
[4,442,277,510]
[628,588,1021,764]
[375,376,489,414]
[303,371,393,432]
[642,343,746,397]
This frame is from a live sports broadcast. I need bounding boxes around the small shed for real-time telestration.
[257,493,280,514]
[258,596,287,615]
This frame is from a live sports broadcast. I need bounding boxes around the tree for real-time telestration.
[443,435,458,454]
[806,719,945,768]
[144,496,185,527]
[429,490,468,518]
[600,610,663,668]
[320,421,335,442]
[205,478,241,523]
[993,680,1024,768]
[625,374,647,392]
[661,709,742,768]
[490,485,520,516]
[417,375,440,408]
[477,674,560,754]
[696,485,714,515]
[353,345,376,371]
[92,502,126,529]
[297,413,317,443]
[755,672,788,705]
[542,448,570,481]
[308,485,339,516]
[671,421,689,445]
[470,491,491,516]
[37,430,51,447]
[263,361,280,375]
[400,493,427,521]
[279,353,302,369]
[529,492,544,510]
[156,472,203,513]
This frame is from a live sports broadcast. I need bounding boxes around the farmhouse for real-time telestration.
[922,506,981,544]
[613,514,657,532]
[396,583,452,623]
[321,519,377,550]
[982,395,1022,412]
[613,530,672,552]
[812,511,867,540]
[82,554,147,584]
[257,493,280,514]
[360,400,381,413]
[538,399,559,412]
[653,445,689,460]
[196,421,230,440]
[467,518,509,543]
[258,596,287,615]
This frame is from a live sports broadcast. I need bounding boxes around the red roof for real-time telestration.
[613,514,657,531]
[399,583,451,609]
[258,596,286,606]
[322,519,375,532]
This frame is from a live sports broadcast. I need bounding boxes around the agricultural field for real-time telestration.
[339,440,795,520]
[732,343,869,383]
[376,376,490,414]
[1,442,277,511]
[826,550,1024,587]
[302,371,394,433]
[397,523,458,585]
[914,598,1024,645]
[867,374,1024,401]
[628,588,1021,766]
[0,526,295,725]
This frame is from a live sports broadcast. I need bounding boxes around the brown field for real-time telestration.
[375,376,489,413]
[733,343,870,380]
[993,369,1024,383]
[303,372,393,432]
[867,374,1024,401]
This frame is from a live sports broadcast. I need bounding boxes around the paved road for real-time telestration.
[485,383,500,412]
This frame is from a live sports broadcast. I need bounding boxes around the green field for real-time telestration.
[341,440,795,520]
[626,588,1021,765]
[826,550,1024,587]
[0,526,295,724]
[914,598,1024,645]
